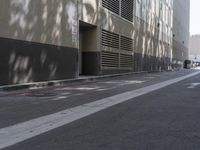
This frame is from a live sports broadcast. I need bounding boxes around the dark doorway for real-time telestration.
[79,21,100,75]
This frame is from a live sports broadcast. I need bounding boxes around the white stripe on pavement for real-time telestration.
[0,71,200,149]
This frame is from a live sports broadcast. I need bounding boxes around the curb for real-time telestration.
[0,71,148,91]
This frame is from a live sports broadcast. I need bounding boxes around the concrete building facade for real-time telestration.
[0,0,79,85]
[0,0,189,86]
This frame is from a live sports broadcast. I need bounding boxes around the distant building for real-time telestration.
[0,0,190,86]
[189,35,200,62]
[172,0,190,68]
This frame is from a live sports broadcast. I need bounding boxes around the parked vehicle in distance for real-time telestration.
[184,60,192,69]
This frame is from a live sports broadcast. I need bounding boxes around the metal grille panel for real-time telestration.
[121,0,134,22]
[102,30,120,49]
[120,35,133,51]
[101,29,133,70]
[102,0,120,15]
[120,54,133,68]
[101,51,119,68]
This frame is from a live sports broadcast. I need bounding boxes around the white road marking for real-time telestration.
[0,71,200,149]
[187,83,200,89]
[97,80,146,91]
[53,96,69,101]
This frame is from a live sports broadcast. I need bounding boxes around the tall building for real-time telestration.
[172,0,190,68]
[0,0,189,86]
[189,35,200,62]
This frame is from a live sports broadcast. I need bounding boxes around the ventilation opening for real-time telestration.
[120,35,133,51]
[102,0,120,15]
[102,30,120,49]
[102,0,135,22]
[101,29,134,70]
[101,51,119,68]
[121,0,134,22]
[120,53,133,68]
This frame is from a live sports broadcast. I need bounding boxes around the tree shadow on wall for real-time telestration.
[0,0,80,85]
[134,2,162,72]
[79,0,97,25]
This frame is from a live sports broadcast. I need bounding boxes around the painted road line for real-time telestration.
[0,71,200,149]
[187,82,200,89]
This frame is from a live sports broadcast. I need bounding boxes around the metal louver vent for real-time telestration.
[101,29,133,70]
[120,36,133,51]
[101,51,119,68]
[102,0,120,15]
[120,54,133,68]
[121,0,134,22]
[102,30,120,49]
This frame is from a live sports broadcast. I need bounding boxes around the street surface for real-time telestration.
[0,69,200,150]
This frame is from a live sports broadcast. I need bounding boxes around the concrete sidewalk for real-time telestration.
[0,71,148,91]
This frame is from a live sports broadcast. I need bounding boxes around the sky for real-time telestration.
[190,0,200,35]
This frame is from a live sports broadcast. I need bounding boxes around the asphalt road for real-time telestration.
[1,69,200,150]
